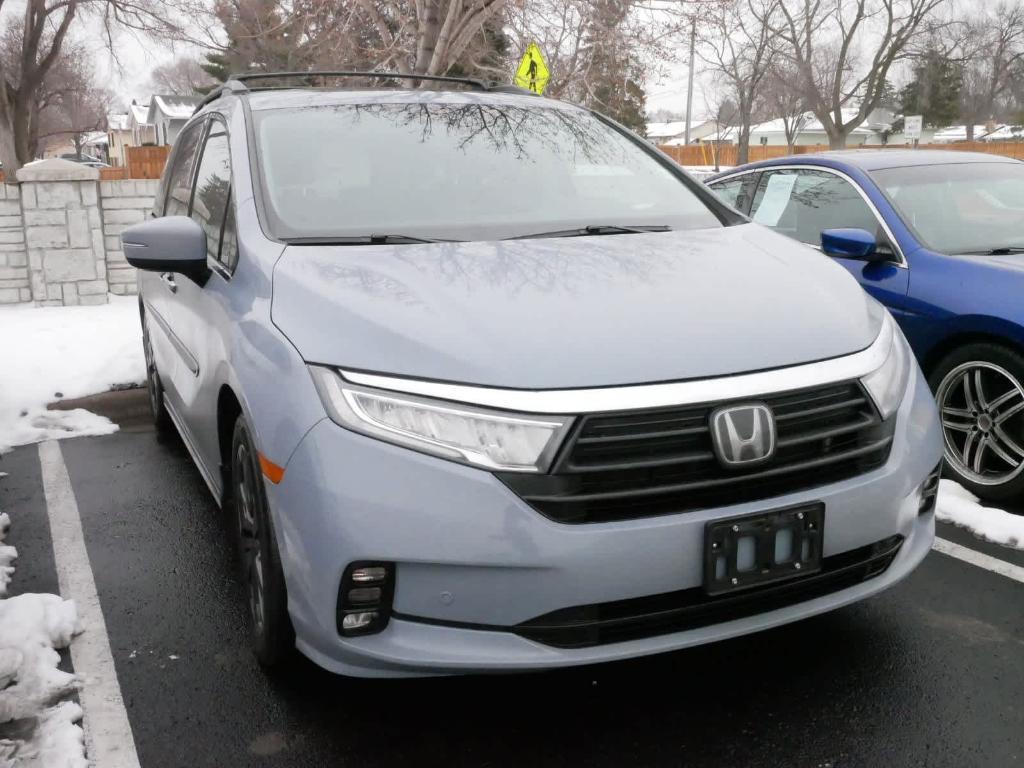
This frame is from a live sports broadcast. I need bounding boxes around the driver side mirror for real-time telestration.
[121,216,209,282]
[820,228,889,262]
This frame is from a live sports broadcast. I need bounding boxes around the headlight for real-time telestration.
[860,315,911,419]
[309,367,572,472]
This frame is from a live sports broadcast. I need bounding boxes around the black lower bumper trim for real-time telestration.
[394,536,903,649]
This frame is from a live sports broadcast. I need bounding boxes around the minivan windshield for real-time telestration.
[870,162,1024,254]
[254,101,723,242]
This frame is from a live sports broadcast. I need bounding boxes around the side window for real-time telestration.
[189,126,235,272]
[161,122,205,217]
[709,175,756,214]
[749,169,880,247]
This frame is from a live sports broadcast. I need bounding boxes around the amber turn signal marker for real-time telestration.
[258,454,285,484]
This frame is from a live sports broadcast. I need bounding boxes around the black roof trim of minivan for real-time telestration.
[193,71,537,114]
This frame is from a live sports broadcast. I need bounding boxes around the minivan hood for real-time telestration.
[271,224,884,389]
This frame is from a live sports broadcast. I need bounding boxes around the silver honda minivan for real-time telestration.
[123,73,943,677]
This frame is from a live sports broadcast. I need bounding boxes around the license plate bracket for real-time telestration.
[703,503,824,596]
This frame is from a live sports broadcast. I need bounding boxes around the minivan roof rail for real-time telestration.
[193,70,534,114]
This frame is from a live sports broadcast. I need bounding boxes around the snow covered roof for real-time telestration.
[931,125,991,143]
[107,113,129,132]
[978,124,1022,141]
[748,111,879,137]
[147,95,202,123]
[646,118,711,140]
[129,102,150,126]
[83,131,108,147]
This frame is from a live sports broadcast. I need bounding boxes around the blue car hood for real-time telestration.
[271,223,884,389]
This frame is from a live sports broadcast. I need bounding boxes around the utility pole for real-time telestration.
[684,17,696,145]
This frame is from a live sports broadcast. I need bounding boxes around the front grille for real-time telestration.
[514,535,903,648]
[498,381,894,524]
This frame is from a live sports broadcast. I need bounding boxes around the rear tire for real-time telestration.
[228,416,294,667]
[929,342,1024,501]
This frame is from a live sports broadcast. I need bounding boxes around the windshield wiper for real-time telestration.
[961,246,1024,255]
[288,234,464,245]
[505,224,672,240]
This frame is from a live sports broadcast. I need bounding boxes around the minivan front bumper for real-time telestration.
[266,365,941,678]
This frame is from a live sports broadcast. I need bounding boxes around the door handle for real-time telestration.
[160,272,178,294]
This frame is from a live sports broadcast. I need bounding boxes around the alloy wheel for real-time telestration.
[235,440,266,632]
[936,361,1024,486]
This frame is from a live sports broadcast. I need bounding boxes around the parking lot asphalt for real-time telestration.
[2,389,1022,768]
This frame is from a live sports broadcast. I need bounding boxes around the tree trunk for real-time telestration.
[827,128,847,149]
[736,123,751,165]
[965,124,976,141]
[415,0,442,76]
[0,90,18,177]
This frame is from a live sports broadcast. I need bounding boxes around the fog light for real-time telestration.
[351,566,387,583]
[342,611,379,631]
[337,561,395,637]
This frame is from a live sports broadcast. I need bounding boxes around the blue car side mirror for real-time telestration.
[820,228,885,262]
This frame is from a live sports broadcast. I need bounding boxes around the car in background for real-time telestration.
[119,74,941,677]
[707,151,1024,500]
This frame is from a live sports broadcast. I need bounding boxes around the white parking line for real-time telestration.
[933,537,1024,584]
[39,440,142,768]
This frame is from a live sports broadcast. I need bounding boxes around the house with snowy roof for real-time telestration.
[146,95,203,145]
[128,101,156,146]
[107,113,132,166]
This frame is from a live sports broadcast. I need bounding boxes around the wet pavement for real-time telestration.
[2,389,1022,768]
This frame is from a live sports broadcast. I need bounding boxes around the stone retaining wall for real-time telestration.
[0,159,156,306]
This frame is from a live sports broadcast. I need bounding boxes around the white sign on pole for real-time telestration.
[905,115,923,140]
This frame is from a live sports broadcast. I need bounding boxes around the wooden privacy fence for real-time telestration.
[99,145,171,180]
[659,141,1024,167]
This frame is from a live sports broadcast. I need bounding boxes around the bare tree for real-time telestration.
[33,47,111,159]
[150,55,216,94]
[703,90,737,170]
[762,61,809,151]
[0,0,179,174]
[764,0,949,148]
[957,2,1024,139]
[698,0,776,164]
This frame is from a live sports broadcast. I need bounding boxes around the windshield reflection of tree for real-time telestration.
[349,102,623,165]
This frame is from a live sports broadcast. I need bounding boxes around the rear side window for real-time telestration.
[749,169,880,246]
[162,122,205,217]
[710,175,756,213]
[189,126,236,271]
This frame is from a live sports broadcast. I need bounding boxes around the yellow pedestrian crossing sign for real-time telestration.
[515,43,550,95]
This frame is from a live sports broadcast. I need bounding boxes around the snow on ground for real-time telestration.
[0,506,86,767]
[937,480,1024,550]
[0,296,145,454]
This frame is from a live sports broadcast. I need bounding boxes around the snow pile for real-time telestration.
[937,480,1024,550]
[0,296,145,454]
[0,508,87,767]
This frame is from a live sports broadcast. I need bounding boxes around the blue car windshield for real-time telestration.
[253,101,723,241]
[871,162,1024,254]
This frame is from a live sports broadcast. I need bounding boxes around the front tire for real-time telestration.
[141,315,173,434]
[229,416,293,667]
[930,342,1024,501]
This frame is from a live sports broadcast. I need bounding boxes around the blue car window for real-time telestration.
[750,169,879,246]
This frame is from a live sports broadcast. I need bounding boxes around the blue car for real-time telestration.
[708,151,1024,500]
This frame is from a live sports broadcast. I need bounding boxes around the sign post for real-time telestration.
[514,43,551,95]
[905,115,923,148]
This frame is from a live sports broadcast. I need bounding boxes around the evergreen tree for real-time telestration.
[899,51,963,128]
[576,0,648,134]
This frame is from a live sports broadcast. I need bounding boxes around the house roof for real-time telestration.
[107,113,129,131]
[645,118,711,139]
[930,125,991,143]
[147,94,202,123]
[977,124,1021,141]
[748,111,881,137]
[129,103,151,126]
